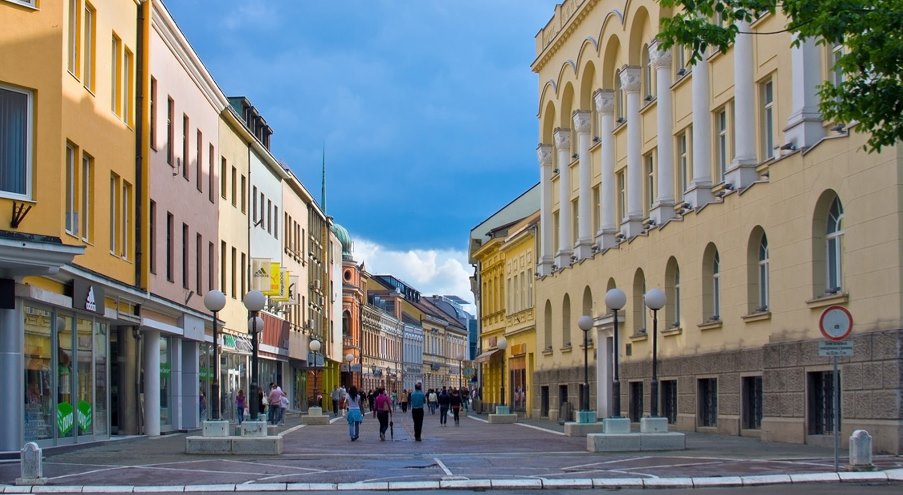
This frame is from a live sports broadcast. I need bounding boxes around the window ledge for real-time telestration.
[741,311,772,323]
[560,344,573,353]
[542,346,553,356]
[806,292,849,309]
[629,333,648,342]
[698,319,723,331]
[661,327,682,337]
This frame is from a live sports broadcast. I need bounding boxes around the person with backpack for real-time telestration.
[437,386,450,426]
[428,389,438,414]
[449,388,463,426]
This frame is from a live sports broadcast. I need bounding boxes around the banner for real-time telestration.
[264,262,281,296]
[287,275,300,303]
[251,258,271,292]
[270,270,291,302]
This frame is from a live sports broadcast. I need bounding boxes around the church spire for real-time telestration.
[321,144,326,213]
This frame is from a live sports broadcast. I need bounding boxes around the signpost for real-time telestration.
[818,305,853,472]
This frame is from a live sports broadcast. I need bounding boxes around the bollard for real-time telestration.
[15,442,47,486]
[848,429,874,471]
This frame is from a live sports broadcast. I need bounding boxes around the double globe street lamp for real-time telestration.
[497,336,508,408]
[644,288,666,418]
[203,290,226,421]
[605,288,627,417]
[577,315,594,415]
[345,352,355,388]
[309,339,321,407]
[243,290,266,421]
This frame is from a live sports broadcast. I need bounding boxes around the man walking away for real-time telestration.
[267,383,283,426]
[437,386,450,426]
[428,389,438,414]
[410,382,426,441]
[450,388,462,426]
[400,388,409,413]
[330,386,341,417]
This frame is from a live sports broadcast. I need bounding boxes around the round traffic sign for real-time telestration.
[819,305,853,342]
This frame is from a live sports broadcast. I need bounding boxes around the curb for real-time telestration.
[2,470,900,493]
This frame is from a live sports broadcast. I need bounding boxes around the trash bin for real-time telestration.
[558,402,571,425]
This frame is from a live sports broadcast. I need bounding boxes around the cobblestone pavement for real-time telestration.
[1,410,901,492]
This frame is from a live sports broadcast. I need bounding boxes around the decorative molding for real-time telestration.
[741,311,772,323]
[553,127,572,150]
[619,66,642,92]
[593,89,615,114]
[648,40,672,68]
[697,319,723,331]
[537,144,554,168]
[572,110,592,133]
[806,292,849,309]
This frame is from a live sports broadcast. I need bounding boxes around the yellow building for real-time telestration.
[531,0,902,453]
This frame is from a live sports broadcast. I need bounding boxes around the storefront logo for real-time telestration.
[57,401,74,436]
[85,287,97,312]
[72,280,105,315]
[77,400,93,433]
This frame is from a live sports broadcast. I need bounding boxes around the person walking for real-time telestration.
[410,382,426,441]
[400,388,409,413]
[256,388,266,422]
[428,389,438,415]
[345,385,364,441]
[374,387,392,441]
[267,383,283,426]
[450,388,462,426]
[437,386,450,426]
[235,389,245,425]
[330,386,342,417]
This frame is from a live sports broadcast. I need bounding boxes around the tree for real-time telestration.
[656,0,903,152]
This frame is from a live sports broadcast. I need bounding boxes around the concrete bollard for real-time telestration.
[849,429,874,471]
[15,442,47,486]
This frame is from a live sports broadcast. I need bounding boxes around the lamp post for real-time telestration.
[202,290,226,421]
[577,315,593,413]
[457,350,464,390]
[309,339,321,407]
[497,337,507,407]
[243,290,266,421]
[345,352,355,388]
[644,288,666,417]
[605,288,627,417]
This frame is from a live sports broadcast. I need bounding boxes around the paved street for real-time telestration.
[1,410,901,492]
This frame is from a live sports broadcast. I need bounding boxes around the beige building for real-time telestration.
[531,0,901,453]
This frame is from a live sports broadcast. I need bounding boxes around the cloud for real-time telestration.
[352,237,475,314]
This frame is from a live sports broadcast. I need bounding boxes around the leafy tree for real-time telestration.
[656,0,903,152]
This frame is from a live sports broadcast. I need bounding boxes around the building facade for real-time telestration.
[531,0,902,453]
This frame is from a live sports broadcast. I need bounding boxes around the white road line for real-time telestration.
[516,422,565,435]
[433,457,453,476]
[46,465,129,481]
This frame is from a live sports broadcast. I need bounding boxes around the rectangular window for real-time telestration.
[66,143,78,235]
[208,144,215,202]
[274,206,279,239]
[240,175,246,213]
[230,247,237,297]
[698,378,718,427]
[68,0,80,76]
[267,199,272,234]
[231,166,237,207]
[167,97,174,165]
[220,157,227,199]
[166,212,174,282]
[716,107,728,182]
[592,185,600,235]
[240,252,246,297]
[196,233,202,292]
[123,48,132,124]
[742,376,763,430]
[80,152,92,241]
[111,34,121,116]
[0,85,33,199]
[676,130,688,196]
[645,152,655,212]
[220,241,227,297]
[761,78,775,161]
[830,43,844,88]
[109,174,119,254]
[181,115,189,179]
[661,379,677,424]
[616,170,626,222]
[182,223,189,289]
[208,241,215,291]
[808,371,841,434]
[260,193,265,227]
[252,186,258,222]
[629,381,643,423]
[150,78,157,149]
[196,130,203,191]
[83,3,95,91]
[122,181,131,258]
[150,200,157,274]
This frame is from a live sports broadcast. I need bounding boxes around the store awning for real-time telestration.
[473,349,500,364]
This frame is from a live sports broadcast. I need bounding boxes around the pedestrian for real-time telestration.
[235,389,245,425]
[374,387,392,441]
[462,387,470,411]
[428,388,438,415]
[257,388,266,421]
[437,386,450,426]
[279,387,289,425]
[368,389,376,416]
[331,386,342,417]
[345,385,363,441]
[410,381,426,441]
[400,388,409,413]
[267,383,283,425]
[450,388,462,426]
[199,391,207,421]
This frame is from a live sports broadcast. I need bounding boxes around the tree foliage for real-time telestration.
[656,0,903,152]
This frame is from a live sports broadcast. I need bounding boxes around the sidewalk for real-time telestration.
[0,409,900,492]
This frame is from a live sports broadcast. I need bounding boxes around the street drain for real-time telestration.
[404,463,437,469]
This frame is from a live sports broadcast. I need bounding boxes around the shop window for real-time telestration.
[629,381,643,422]
[742,376,763,430]
[808,371,840,434]
[661,379,677,424]
[698,378,718,427]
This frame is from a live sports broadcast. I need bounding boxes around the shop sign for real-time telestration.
[72,280,105,315]
[77,399,92,433]
[57,401,74,436]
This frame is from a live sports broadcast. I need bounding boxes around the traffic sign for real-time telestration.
[818,340,853,357]
[819,306,853,342]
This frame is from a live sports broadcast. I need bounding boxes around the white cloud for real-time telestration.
[352,238,475,314]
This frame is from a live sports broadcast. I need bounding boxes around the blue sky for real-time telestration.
[165,1,554,305]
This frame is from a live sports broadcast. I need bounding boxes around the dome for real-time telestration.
[331,223,353,259]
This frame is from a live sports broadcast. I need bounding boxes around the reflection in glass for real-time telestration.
[77,317,93,435]
[24,305,53,441]
[57,314,74,438]
[94,321,108,436]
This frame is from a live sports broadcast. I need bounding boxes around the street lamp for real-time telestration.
[309,339,321,407]
[605,288,627,417]
[577,315,594,413]
[345,352,355,388]
[456,350,465,390]
[203,290,226,421]
[497,337,508,407]
[243,290,266,421]
[644,288,666,418]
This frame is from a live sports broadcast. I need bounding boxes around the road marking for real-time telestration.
[516,422,565,435]
[434,457,453,476]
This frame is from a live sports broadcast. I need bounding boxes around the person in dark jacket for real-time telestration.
[437,386,450,426]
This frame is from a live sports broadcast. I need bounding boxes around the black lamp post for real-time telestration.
[577,315,594,413]
[203,290,226,421]
[497,337,507,407]
[644,288,666,417]
[605,288,626,417]
[309,339,321,407]
[345,352,355,388]
[457,350,464,390]
[243,290,266,421]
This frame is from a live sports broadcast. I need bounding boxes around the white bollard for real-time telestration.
[15,442,47,485]
[849,429,874,471]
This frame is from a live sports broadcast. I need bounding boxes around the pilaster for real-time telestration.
[593,90,618,250]
[537,144,555,276]
[620,66,644,238]
[573,110,594,260]
[648,42,675,226]
[554,128,574,268]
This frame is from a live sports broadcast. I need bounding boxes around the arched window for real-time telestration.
[614,69,624,123]
[342,310,351,337]
[562,294,572,347]
[826,198,844,293]
[702,244,720,321]
[544,300,553,352]
[758,235,769,310]
[713,252,721,319]
[642,43,655,101]
[632,269,646,334]
[665,257,680,328]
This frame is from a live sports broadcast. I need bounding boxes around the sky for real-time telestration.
[164,1,555,308]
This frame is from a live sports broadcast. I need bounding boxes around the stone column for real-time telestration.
[117,326,139,434]
[180,340,199,429]
[726,21,759,189]
[593,89,618,250]
[554,128,573,268]
[573,110,593,260]
[620,66,644,238]
[649,42,675,225]
[0,299,23,452]
[686,56,713,208]
[537,144,555,276]
[143,329,161,436]
[785,37,824,149]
